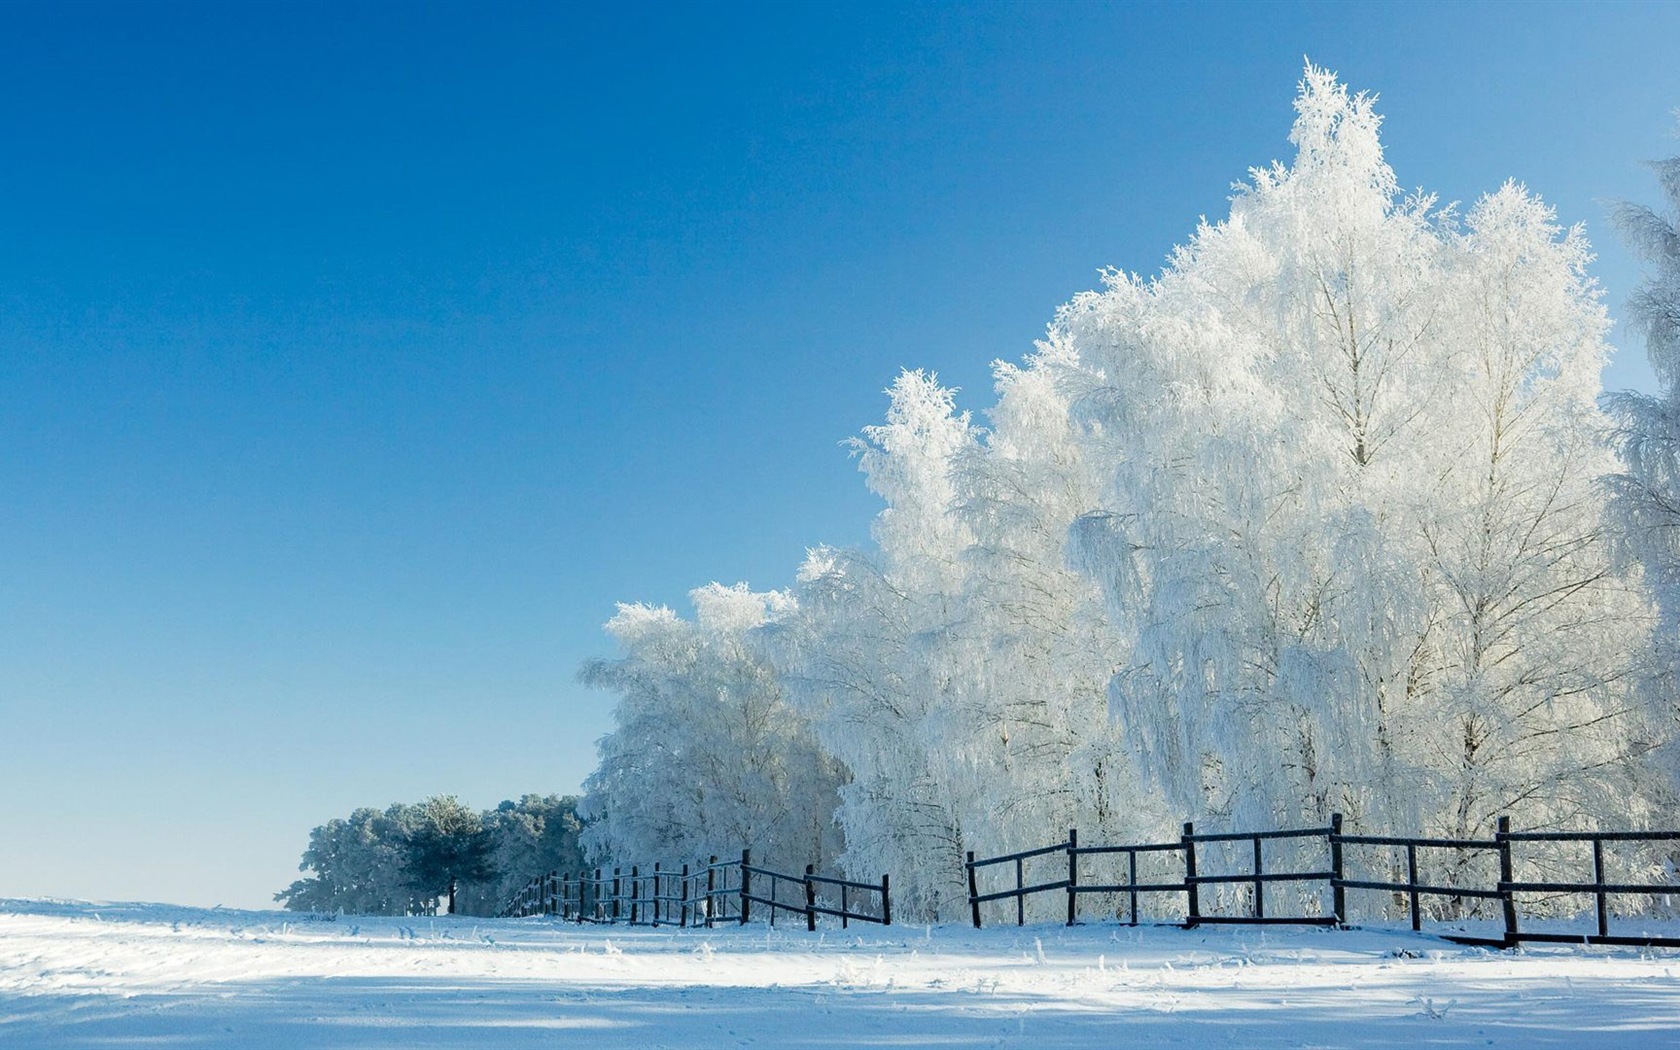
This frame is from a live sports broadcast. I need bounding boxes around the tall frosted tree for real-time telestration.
[768,371,983,919]
[1049,67,1658,840]
[1608,125,1680,773]
[770,367,1170,920]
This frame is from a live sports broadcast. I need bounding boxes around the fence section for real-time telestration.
[501,849,890,932]
[1182,819,1340,927]
[966,814,1680,948]
[1499,826,1680,947]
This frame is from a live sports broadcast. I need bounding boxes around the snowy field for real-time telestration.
[4,899,1680,1048]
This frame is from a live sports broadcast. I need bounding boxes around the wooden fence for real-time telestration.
[501,848,890,931]
[967,815,1680,948]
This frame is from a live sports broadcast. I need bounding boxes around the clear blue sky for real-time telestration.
[3,1,1677,909]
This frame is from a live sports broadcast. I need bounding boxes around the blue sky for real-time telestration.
[3,1,1678,908]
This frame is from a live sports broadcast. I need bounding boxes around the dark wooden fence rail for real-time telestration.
[966,814,1680,949]
[500,848,890,932]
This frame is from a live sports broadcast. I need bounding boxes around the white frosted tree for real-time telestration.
[1050,66,1659,844]
[766,371,980,920]
[1608,126,1680,769]
[768,365,1176,922]
[579,584,847,875]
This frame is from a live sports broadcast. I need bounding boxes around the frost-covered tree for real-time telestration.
[404,795,494,915]
[766,372,980,919]
[769,368,1169,921]
[278,794,587,916]
[276,802,429,915]
[455,794,587,916]
[1048,67,1658,841]
[1608,124,1680,740]
[579,584,847,874]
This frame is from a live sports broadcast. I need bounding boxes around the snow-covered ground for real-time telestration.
[4,899,1680,1048]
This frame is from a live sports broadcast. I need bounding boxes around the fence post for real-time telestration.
[1067,828,1079,926]
[653,863,662,927]
[1496,816,1517,947]
[1329,813,1345,925]
[706,856,717,928]
[1592,837,1608,940]
[1016,857,1025,926]
[881,873,891,926]
[589,867,600,923]
[805,864,817,932]
[1128,849,1139,926]
[740,849,751,926]
[966,851,981,929]
[612,868,622,922]
[1183,821,1200,928]
[1406,844,1420,931]
[1251,836,1264,919]
[681,862,691,928]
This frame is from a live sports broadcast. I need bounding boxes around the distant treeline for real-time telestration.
[276,794,586,916]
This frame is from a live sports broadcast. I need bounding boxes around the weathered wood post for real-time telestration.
[966,851,981,929]
[1593,837,1609,939]
[1251,836,1264,919]
[706,856,717,928]
[1329,814,1345,925]
[1406,845,1421,931]
[652,862,662,926]
[1066,828,1079,926]
[612,868,622,922]
[805,864,817,932]
[881,873,891,926]
[1182,821,1200,928]
[1128,849,1140,926]
[1496,816,1517,947]
[739,849,751,925]
[681,862,691,928]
